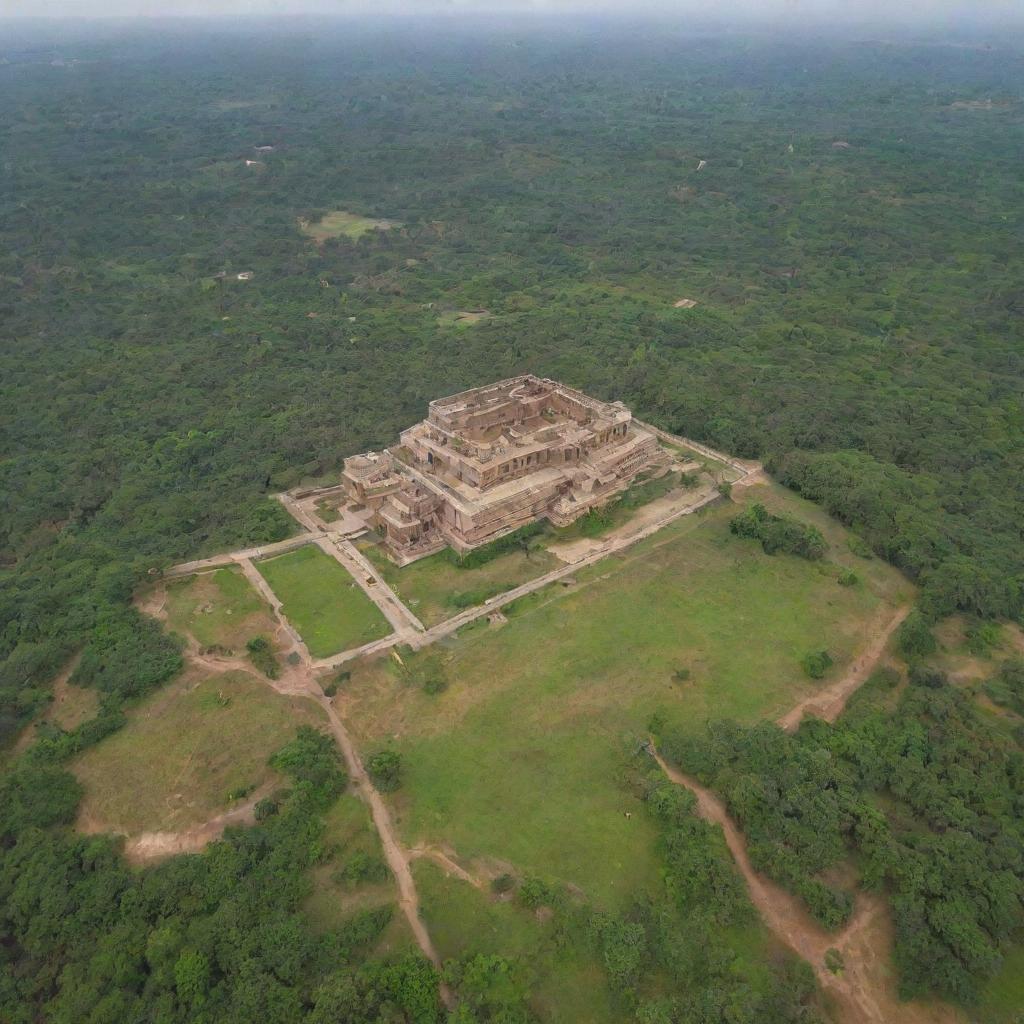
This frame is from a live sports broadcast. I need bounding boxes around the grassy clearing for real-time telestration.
[314,497,341,523]
[73,670,325,835]
[164,567,276,651]
[437,309,492,327]
[299,209,400,241]
[359,541,562,627]
[10,670,100,760]
[548,469,686,543]
[257,545,392,658]
[344,487,909,911]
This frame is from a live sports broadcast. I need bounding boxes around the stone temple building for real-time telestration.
[342,376,664,563]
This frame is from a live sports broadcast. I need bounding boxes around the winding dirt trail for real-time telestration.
[134,581,453,1008]
[777,603,911,732]
[651,750,958,1024]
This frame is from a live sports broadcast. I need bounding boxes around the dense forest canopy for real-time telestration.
[1,17,1024,1021]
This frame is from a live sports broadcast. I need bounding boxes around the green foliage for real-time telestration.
[335,850,391,885]
[254,797,280,822]
[800,650,834,679]
[246,634,280,679]
[0,730,437,1023]
[983,658,1024,715]
[444,954,531,1022]
[515,876,557,910]
[269,726,348,807]
[896,612,938,660]
[730,503,827,561]
[824,948,845,975]
[1,25,1023,1021]
[365,749,403,793]
[661,678,1024,1002]
[73,610,183,701]
[837,568,859,587]
[965,619,1003,657]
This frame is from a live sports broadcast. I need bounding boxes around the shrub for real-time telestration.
[422,674,447,696]
[730,503,825,560]
[366,750,402,792]
[516,876,556,909]
[269,727,347,806]
[837,568,859,586]
[800,650,833,679]
[964,620,1002,657]
[246,635,279,679]
[896,612,937,660]
[254,797,279,821]
[337,850,390,884]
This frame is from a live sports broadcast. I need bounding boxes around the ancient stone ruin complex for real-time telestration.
[342,375,664,562]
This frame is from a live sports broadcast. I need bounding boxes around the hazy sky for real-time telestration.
[3,0,1022,23]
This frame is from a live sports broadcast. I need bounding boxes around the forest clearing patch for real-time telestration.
[299,209,402,242]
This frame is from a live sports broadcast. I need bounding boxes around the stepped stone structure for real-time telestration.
[342,375,664,562]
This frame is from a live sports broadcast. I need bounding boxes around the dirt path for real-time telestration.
[316,693,454,1008]
[134,589,453,1006]
[650,749,959,1024]
[409,844,487,891]
[122,788,270,864]
[777,604,911,732]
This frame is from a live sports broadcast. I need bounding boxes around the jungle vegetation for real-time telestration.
[2,17,1024,1022]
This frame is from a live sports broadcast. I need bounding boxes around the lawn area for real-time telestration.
[359,541,563,628]
[257,545,392,658]
[298,209,400,241]
[342,485,911,911]
[164,566,277,651]
[73,670,326,836]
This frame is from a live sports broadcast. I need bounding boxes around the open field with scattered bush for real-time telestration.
[73,670,326,835]
[343,486,910,912]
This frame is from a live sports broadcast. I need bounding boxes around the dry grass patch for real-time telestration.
[163,567,278,652]
[73,670,326,837]
[299,210,401,242]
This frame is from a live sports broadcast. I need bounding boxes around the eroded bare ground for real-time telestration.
[121,786,272,864]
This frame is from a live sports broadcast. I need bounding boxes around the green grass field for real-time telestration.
[73,670,326,835]
[299,209,400,241]
[257,545,393,657]
[359,541,563,627]
[344,483,910,911]
[164,567,276,651]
